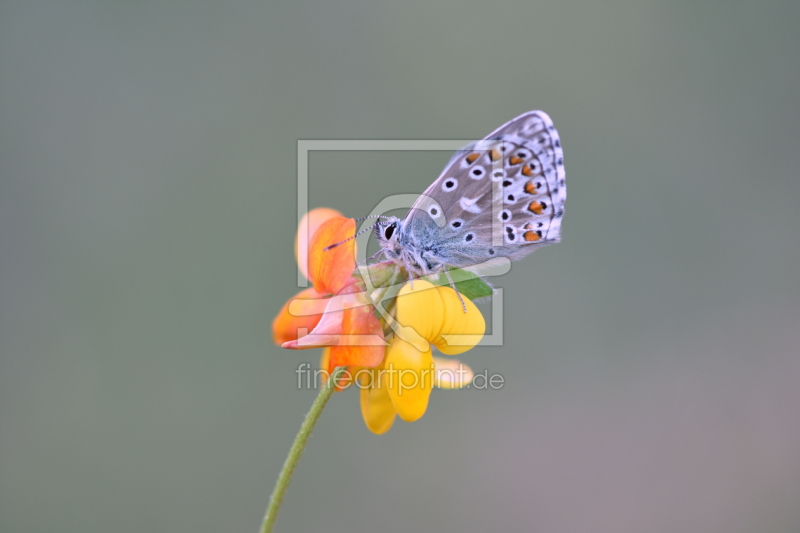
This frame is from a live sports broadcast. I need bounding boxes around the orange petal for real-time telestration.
[319,348,354,390]
[295,208,343,281]
[281,297,345,350]
[281,283,382,351]
[327,284,386,370]
[308,217,357,294]
[271,287,329,346]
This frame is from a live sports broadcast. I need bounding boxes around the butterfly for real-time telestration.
[374,110,565,281]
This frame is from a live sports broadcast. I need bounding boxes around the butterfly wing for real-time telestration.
[401,110,566,270]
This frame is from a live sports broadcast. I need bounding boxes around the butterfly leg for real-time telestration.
[400,253,417,290]
[357,248,385,268]
[443,267,468,313]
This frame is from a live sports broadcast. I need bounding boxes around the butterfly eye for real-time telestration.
[384,223,396,240]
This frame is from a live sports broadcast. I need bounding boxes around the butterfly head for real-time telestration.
[374,216,402,255]
[374,214,445,277]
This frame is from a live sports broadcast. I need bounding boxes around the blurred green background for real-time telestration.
[2,1,799,532]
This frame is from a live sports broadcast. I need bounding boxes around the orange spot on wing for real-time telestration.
[522,164,533,176]
[489,149,501,162]
[466,153,480,164]
[528,201,544,215]
[509,155,523,165]
[524,181,537,194]
[523,231,541,242]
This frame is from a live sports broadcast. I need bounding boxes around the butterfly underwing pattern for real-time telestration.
[375,110,565,278]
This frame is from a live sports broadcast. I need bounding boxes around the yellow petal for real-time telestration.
[395,280,444,342]
[384,337,435,422]
[319,348,330,378]
[432,356,474,389]
[433,286,485,356]
[359,368,396,434]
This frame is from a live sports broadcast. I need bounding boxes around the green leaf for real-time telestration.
[435,269,493,301]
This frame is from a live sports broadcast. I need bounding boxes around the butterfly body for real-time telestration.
[376,111,565,278]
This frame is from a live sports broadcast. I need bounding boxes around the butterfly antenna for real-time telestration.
[354,215,393,222]
[444,268,468,313]
[324,220,386,251]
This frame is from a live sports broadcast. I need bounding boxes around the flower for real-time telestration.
[273,208,486,434]
[357,280,484,434]
[274,209,386,377]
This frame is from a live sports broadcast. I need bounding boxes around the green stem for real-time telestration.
[260,366,346,533]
